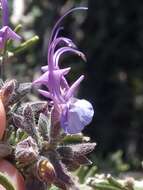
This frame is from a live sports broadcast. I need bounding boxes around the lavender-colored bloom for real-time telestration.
[1,0,8,26]
[0,26,21,49]
[33,7,94,134]
[0,0,21,49]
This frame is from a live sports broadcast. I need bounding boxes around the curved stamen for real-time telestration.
[53,27,63,41]
[50,37,76,53]
[53,47,86,67]
[48,7,88,46]
[48,37,77,70]
[47,7,87,71]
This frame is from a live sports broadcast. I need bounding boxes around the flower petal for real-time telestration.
[38,89,53,99]
[33,71,50,86]
[65,75,84,100]
[1,0,9,26]
[61,98,94,134]
[41,65,49,72]
[0,26,21,49]
[6,26,21,40]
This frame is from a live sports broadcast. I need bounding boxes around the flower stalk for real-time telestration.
[0,172,15,190]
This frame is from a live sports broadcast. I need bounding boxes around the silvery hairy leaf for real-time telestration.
[0,79,17,108]
[15,136,39,164]
[0,142,12,158]
[38,113,51,141]
[23,105,42,145]
[16,101,48,117]
[48,151,79,190]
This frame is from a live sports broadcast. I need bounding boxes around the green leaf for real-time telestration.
[91,183,121,190]
[13,36,39,54]
[107,175,127,190]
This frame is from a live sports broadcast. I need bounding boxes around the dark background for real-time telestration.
[9,0,143,167]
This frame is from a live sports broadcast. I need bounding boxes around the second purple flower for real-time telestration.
[0,0,21,50]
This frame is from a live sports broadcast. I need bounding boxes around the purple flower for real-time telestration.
[0,0,21,49]
[33,7,94,134]
[1,0,8,26]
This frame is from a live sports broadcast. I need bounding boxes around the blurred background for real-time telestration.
[8,0,143,173]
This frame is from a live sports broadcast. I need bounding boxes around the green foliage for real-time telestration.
[77,165,98,184]
[109,151,130,173]
[73,165,143,190]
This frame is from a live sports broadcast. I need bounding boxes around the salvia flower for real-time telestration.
[0,0,21,49]
[33,7,94,134]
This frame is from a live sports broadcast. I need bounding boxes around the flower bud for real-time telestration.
[0,80,17,107]
[0,142,12,158]
[15,136,39,164]
[36,157,56,183]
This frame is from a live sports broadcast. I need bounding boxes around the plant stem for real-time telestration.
[0,172,15,190]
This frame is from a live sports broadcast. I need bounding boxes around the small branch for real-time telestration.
[0,172,15,190]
